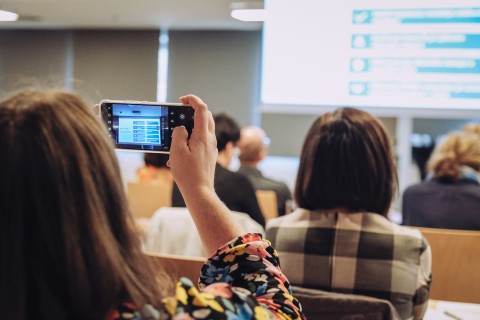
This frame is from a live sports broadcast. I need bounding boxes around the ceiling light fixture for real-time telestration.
[231,9,266,22]
[230,1,265,22]
[0,9,19,22]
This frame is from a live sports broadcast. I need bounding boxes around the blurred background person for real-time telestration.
[135,153,173,186]
[464,122,480,136]
[266,108,431,320]
[402,131,480,231]
[237,126,292,216]
[172,113,265,227]
[410,134,435,182]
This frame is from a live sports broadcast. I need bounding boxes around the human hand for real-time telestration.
[91,104,102,120]
[168,95,217,198]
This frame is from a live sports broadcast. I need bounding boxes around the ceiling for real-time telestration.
[0,0,263,30]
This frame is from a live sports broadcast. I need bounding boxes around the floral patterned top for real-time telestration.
[109,233,304,319]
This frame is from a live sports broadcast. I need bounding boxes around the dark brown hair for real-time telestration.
[214,113,240,152]
[294,108,397,216]
[0,89,168,319]
[144,152,170,168]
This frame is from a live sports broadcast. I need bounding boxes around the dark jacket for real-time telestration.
[237,166,292,216]
[402,177,480,231]
[172,163,265,227]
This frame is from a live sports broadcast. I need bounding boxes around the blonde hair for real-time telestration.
[427,131,480,180]
[464,122,480,136]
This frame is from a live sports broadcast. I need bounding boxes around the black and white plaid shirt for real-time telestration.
[266,209,431,320]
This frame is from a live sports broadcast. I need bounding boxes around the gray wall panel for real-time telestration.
[72,30,159,104]
[0,30,70,97]
[167,30,262,126]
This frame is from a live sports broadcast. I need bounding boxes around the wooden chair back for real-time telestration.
[145,252,205,287]
[126,182,172,219]
[256,190,278,222]
[417,227,480,303]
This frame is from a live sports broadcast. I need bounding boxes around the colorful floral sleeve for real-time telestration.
[163,233,305,319]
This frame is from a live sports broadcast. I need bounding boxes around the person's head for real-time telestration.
[213,113,241,167]
[0,88,165,319]
[427,131,480,180]
[464,122,480,136]
[294,108,397,217]
[237,126,270,167]
[144,152,170,168]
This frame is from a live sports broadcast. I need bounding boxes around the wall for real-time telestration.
[167,30,262,126]
[0,29,159,104]
[72,30,159,104]
[0,30,71,97]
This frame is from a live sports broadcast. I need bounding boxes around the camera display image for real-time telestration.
[100,101,194,153]
[115,104,164,145]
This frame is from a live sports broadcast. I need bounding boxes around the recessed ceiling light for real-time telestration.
[231,9,266,22]
[0,10,19,22]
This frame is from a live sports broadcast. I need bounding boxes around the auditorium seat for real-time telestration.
[417,227,480,303]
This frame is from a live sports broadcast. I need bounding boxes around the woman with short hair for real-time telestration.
[266,108,432,320]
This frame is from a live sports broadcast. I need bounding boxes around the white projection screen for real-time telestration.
[261,0,480,110]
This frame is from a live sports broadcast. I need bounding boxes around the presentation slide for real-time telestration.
[262,0,480,109]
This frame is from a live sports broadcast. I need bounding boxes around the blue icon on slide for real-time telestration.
[350,58,370,72]
[349,82,369,96]
[351,35,371,48]
[352,10,372,24]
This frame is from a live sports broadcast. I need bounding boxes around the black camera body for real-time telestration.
[100,100,194,153]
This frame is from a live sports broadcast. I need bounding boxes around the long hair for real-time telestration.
[427,131,480,181]
[0,89,168,319]
[294,108,397,216]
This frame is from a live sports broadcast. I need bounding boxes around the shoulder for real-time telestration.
[216,166,251,186]
[362,212,428,244]
[230,170,256,188]
[262,176,289,190]
[267,208,310,229]
[403,181,432,194]
[237,166,255,176]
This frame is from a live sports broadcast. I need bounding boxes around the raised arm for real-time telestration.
[168,95,245,254]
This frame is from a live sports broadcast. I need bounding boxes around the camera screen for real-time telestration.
[113,104,166,146]
[102,101,193,152]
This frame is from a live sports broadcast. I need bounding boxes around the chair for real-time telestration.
[291,286,401,320]
[145,252,205,287]
[416,227,480,303]
[126,182,172,219]
[256,190,278,222]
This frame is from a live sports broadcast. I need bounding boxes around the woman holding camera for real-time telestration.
[0,90,303,320]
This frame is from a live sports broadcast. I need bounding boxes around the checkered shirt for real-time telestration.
[266,209,432,320]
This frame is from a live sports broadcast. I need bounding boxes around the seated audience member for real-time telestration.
[0,90,304,319]
[266,108,431,320]
[144,207,265,258]
[136,153,173,186]
[402,131,480,231]
[171,113,265,227]
[237,126,292,216]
